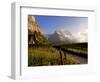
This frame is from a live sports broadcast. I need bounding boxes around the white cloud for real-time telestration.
[57,28,88,43]
[74,29,88,42]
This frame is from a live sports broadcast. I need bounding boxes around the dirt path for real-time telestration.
[65,52,87,64]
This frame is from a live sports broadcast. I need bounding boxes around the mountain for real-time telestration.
[28,16,49,46]
[48,30,77,45]
[28,16,44,35]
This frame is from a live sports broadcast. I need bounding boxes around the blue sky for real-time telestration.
[34,15,88,34]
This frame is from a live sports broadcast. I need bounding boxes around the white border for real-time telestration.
[11,2,96,80]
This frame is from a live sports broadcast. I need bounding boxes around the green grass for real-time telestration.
[28,47,61,66]
[28,46,86,66]
[60,42,88,48]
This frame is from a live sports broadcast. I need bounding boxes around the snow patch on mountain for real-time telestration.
[48,29,88,45]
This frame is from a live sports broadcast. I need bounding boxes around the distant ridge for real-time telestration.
[48,30,77,45]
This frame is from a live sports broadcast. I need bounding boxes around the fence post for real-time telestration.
[59,48,64,65]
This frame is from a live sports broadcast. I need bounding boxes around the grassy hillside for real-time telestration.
[28,43,88,66]
[28,47,61,66]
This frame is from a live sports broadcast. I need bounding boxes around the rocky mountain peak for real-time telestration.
[28,16,50,46]
[28,15,44,35]
[48,30,77,45]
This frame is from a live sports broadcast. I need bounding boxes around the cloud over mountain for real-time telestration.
[48,30,77,45]
[75,29,88,42]
[48,29,88,45]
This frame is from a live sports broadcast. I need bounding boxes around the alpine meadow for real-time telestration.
[28,15,88,66]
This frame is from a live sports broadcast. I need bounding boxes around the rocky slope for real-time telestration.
[48,30,77,45]
[28,16,49,46]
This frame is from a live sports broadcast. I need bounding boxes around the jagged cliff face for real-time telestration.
[28,16,49,46]
[48,30,77,45]
[28,16,44,35]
